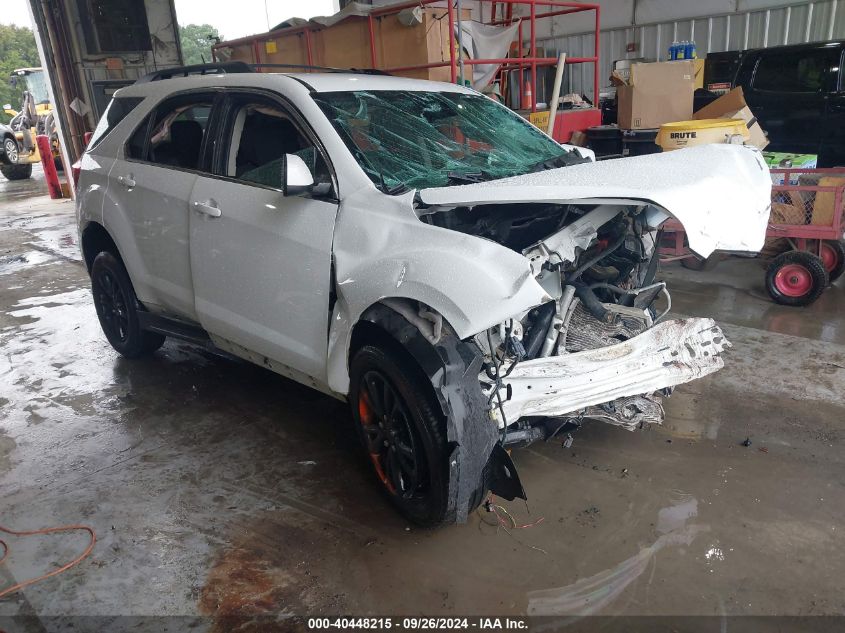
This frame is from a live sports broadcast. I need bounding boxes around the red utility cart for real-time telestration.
[659,167,845,306]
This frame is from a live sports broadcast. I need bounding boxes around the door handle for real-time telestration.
[193,200,222,218]
[117,174,136,188]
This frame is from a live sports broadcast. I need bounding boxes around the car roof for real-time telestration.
[722,39,845,55]
[116,72,477,100]
[283,72,475,94]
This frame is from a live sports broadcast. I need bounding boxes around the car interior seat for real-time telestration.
[153,119,204,169]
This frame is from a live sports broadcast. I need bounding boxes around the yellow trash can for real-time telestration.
[656,118,750,151]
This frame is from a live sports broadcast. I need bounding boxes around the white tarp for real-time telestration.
[456,20,521,90]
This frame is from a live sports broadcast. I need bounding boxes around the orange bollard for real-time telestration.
[36,134,62,199]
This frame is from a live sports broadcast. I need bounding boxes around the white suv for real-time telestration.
[77,65,772,526]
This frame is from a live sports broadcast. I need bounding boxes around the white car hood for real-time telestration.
[419,144,772,258]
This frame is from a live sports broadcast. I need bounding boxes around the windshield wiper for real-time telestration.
[527,151,584,174]
[445,170,493,185]
[383,181,410,195]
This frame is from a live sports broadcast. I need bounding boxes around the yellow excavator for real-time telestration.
[1,67,60,180]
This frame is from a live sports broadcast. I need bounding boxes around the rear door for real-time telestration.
[110,90,220,319]
[742,45,839,158]
[188,89,339,383]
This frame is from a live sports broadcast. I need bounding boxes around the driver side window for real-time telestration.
[226,99,329,191]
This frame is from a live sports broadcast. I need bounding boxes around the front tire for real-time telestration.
[766,250,828,306]
[350,342,451,527]
[3,137,20,164]
[91,251,165,357]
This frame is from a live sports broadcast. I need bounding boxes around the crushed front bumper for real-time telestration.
[484,318,729,425]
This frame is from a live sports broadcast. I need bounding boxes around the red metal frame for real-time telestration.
[767,168,845,241]
[211,0,600,112]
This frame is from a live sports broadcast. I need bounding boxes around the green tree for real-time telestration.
[0,24,40,124]
[179,24,222,66]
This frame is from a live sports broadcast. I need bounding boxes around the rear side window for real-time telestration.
[753,50,831,93]
[87,96,143,149]
[126,93,215,171]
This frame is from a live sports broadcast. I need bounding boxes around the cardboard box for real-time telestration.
[693,58,705,89]
[811,176,845,226]
[617,61,695,130]
[569,130,587,147]
[694,87,768,150]
[765,152,817,185]
[220,7,472,83]
[763,152,817,169]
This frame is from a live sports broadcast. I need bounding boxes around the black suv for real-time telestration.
[704,40,845,167]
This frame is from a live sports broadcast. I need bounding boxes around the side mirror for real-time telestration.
[282,153,314,196]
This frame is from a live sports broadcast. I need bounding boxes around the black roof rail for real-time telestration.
[134,61,391,85]
[251,63,391,76]
[135,61,254,84]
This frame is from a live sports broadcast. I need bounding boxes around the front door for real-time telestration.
[189,91,338,383]
[742,46,839,161]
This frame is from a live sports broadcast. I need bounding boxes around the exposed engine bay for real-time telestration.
[420,201,730,441]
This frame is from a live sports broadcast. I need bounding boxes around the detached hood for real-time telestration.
[419,144,772,258]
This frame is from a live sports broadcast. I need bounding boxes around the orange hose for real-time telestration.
[0,523,96,599]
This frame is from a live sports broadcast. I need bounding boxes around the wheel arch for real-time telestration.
[349,302,453,414]
[1,132,17,163]
[344,300,499,523]
[80,221,121,274]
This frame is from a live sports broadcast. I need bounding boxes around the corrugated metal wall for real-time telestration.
[538,0,845,99]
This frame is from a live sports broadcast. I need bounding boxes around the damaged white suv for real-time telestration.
[77,66,772,526]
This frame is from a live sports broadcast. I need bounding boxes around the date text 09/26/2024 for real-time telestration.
[307,617,528,630]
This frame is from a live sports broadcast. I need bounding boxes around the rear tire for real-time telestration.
[91,251,165,357]
[1,163,32,181]
[766,250,828,306]
[349,342,451,527]
[820,240,845,283]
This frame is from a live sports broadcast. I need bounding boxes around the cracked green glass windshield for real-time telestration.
[313,90,568,191]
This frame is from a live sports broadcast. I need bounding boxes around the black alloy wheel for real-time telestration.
[95,267,130,343]
[91,251,165,357]
[350,342,452,526]
[357,369,423,499]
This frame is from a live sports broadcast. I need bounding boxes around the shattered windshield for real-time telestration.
[312,90,568,192]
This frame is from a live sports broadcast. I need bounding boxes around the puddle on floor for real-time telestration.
[527,493,707,617]
[0,250,56,275]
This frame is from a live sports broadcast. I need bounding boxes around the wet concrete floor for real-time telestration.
[1,171,844,626]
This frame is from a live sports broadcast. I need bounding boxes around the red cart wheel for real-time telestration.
[819,240,845,283]
[766,251,829,306]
